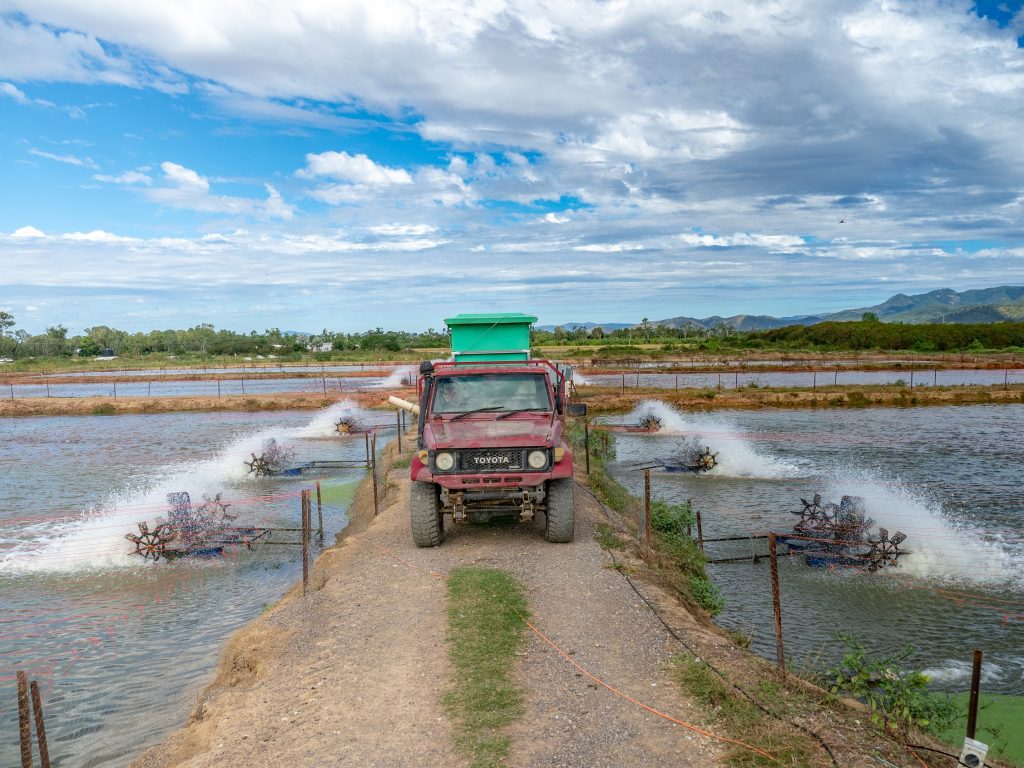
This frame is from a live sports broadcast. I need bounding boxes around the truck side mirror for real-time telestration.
[566,403,587,417]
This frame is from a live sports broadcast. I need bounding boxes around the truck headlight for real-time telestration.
[527,450,548,469]
[435,451,455,471]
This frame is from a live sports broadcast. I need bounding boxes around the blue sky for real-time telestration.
[2,1,1024,334]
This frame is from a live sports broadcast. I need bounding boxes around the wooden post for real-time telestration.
[584,420,590,475]
[734,371,738,388]
[30,680,50,768]
[396,410,402,452]
[301,490,310,595]
[966,649,983,739]
[812,372,816,391]
[217,379,221,397]
[240,375,245,394]
[695,508,704,553]
[322,375,327,397]
[10,383,14,399]
[113,381,117,399]
[910,370,914,388]
[371,433,378,516]
[834,370,838,386]
[643,469,651,555]
[717,373,722,391]
[674,374,678,392]
[17,670,32,768]
[316,481,323,543]
[364,433,370,467]
[933,370,937,386]
[1004,370,1009,390]
[636,371,640,388]
[621,373,625,394]
[768,533,786,677]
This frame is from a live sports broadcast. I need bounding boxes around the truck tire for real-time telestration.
[544,478,574,543]
[410,481,445,547]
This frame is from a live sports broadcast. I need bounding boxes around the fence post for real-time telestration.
[584,420,590,475]
[643,469,651,555]
[217,380,221,397]
[734,372,738,388]
[371,433,378,516]
[695,508,704,553]
[147,380,152,397]
[621,373,625,394]
[113,381,117,399]
[933,370,937,386]
[316,481,323,543]
[17,670,33,768]
[675,374,678,392]
[910,370,914,388]
[364,433,370,467]
[812,372,816,391]
[301,490,310,595]
[322,375,327,397]
[768,533,786,677]
[30,680,50,768]
[966,649,983,739]
[45,381,50,398]
[1004,370,1009,390]
[834,370,838,386]
[396,410,402,452]
[10,383,14,399]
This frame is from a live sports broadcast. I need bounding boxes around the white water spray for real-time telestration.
[0,402,370,574]
[372,366,416,389]
[625,400,802,479]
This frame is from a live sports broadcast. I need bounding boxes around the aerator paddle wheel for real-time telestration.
[779,494,908,572]
[864,528,907,572]
[125,522,176,562]
[244,438,296,477]
[694,447,718,471]
[637,412,662,432]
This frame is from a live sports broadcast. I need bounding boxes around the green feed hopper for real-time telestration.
[445,313,537,362]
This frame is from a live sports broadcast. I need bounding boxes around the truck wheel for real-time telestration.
[545,478,574,543]
[410,481,445,547]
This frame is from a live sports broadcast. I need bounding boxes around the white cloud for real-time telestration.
[297,151,412,185]
[542,213,569,224]
[93,170,152,185]
[143,162,295,220]
[0,81,29,103]
[28,148,99,169]
[12,226,45,238]
[369,223,438,236]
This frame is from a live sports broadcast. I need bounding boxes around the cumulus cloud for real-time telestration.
[144,162,295,220]
[0,80,29,103]
[297,151,412,185]
[11,225,45,238]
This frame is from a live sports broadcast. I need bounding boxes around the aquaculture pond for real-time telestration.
[0,403,392,768]
[603,402,1023,695]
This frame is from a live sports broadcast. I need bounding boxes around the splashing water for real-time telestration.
[822,473,1024,588]
[372,366,416,389]
[626,400,802,478]
[0,401,373,574]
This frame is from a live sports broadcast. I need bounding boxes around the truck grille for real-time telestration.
[457,449,524,472]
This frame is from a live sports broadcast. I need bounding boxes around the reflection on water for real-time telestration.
[603,402,1024,693]
[0,404,391,768]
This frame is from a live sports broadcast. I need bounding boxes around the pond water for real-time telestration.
[6,366,417,399]
[584,368,1024,389]
[602,402,1024,694]
[0,403,393,768]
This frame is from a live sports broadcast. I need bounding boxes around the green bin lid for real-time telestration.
[444,313,538,326]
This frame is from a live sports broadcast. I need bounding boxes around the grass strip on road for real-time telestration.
[444,566,528,768]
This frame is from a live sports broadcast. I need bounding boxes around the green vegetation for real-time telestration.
[826,634,958,737]
[670,654,818,767]
[444,567,528,768]
[649,499,724,616]
[594,522,627,550]
[936,693,1024,766]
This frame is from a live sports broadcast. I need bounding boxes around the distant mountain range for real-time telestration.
[540,286,1024,332]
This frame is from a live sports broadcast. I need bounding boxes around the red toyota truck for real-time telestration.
[409,354,585,546]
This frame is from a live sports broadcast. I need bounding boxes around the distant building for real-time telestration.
[308,342,332,353]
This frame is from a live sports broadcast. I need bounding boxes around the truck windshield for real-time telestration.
[431,374,552,414]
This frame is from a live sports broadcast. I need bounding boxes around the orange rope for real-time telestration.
[519,614,777,762]
[906,744,931,768]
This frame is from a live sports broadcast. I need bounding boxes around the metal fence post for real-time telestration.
[396,410,402,452]
[301,490,310,595]
[30,680,50,768]
[768,533,785,677]
[643,469,651,555]
[17,670,33,768]
[371,433,378,516]
[966,649,983,739]
[695,509,704,553]
[316,481,323,543]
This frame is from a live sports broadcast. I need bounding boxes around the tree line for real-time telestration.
[0,312,451,359]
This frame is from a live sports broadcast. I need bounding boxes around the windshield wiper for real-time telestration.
[496,408,546,420]
[450,406,504,421]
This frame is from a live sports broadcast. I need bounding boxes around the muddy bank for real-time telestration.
[3,383,1021,418]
